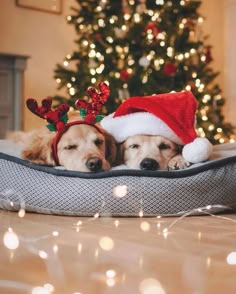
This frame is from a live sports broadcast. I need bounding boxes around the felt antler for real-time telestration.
[26,98,70,132]
[75,82,110,124]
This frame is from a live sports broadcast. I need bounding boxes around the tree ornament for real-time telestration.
[205,46,213,63]
[120,69,130,82]
[139,56,150,67]
[144,22,161,39]
[163,62,177,76]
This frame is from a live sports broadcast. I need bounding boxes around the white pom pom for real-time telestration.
[182,138,213,163]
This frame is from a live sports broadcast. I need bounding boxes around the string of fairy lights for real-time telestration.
[2,201,236,293]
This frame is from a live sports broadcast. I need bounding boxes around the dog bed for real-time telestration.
[0,140,236,217]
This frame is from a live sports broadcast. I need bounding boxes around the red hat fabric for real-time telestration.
[101,91,213,163]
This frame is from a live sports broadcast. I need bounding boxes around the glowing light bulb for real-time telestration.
[113,185,128,198]
[113,220,119,229]
[139,278,166,294]
[219,138,225,144]
[39,250,48,259]
[134,13,141,23]
[106,269,116,278]
[77,243,82,253]
[18,208,25,218]
[99,237,114,251]
[53,245,58,253]
[3,228,19,250]
[140,221,151,232]
[227,252,236,265]
[198,17,204,23]
[106,278,115,287]
[163,228,168,239]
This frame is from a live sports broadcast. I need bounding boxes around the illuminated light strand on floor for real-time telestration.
[162,205,234,234]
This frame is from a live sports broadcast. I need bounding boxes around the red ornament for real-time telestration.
[205,46,213,63]
[163,62,177,76]
[120,69,130,82]
[95,33,101,40]
[144,22,161,39]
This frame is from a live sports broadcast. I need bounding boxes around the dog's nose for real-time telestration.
[140,158,159,171]
[86,157,103,172]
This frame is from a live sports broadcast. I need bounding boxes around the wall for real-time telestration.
[0,0,76,131]
[224,0,236,127]
[0,0,235,131]
[200,0,225,88]
[201,0,236,128]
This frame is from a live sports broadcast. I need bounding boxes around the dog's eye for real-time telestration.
[159,143,170,150]
[129,144,140,149]
[94,139,104,146]
[64,144,77,150]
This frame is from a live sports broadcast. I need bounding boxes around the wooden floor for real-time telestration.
[0,210,236,294]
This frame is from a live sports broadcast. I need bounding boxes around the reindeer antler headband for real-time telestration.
[26,82,110,165]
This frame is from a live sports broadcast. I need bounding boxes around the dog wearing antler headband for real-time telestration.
[20,82,117,172]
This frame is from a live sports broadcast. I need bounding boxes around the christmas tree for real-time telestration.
[52,0,235,144]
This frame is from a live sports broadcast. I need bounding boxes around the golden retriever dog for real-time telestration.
[8,120,117,172]
[20,124,117,172]
[117,134,190,171]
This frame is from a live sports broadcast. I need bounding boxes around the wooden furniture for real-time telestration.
[0,53,28,138]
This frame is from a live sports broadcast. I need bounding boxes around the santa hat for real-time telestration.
[101,91,213,164]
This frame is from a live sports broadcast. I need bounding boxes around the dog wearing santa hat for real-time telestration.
[101,91,213,171]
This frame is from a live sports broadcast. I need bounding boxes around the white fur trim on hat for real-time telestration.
[182,138,213,163]
[101,112,184,144]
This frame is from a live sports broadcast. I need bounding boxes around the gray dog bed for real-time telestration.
[0,140,236,217]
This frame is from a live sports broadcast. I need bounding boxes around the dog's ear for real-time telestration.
[22,133,56,166]
[176,144,183,154]
[116,143,125,165]
[103,131,118,166]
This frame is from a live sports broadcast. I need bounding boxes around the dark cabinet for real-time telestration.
[0,53,28,138]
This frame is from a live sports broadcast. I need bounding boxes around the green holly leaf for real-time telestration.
[61,113,68,124]
[79,108,87,119]
[95,115,104,123]
[46,123,56,132]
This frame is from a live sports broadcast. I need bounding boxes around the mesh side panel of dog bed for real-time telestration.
[1,153,236,217]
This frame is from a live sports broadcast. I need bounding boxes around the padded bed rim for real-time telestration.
[1,152,236,179]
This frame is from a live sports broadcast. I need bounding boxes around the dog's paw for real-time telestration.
[168,155,191,170]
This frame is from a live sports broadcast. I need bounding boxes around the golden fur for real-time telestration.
[19,124,117,172]
[117,134,190,170]
[8,110,117,172]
